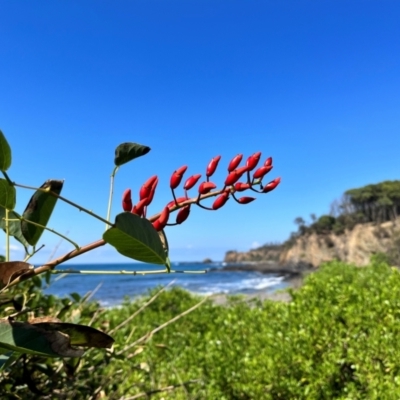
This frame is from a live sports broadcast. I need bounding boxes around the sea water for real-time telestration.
[43,262,288,307]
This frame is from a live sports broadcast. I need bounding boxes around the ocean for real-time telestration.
[43,262,288,307]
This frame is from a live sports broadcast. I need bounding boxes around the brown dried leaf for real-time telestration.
[0,262,34,289]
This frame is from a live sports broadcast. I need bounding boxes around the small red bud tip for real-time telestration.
[262,177,281,193]
[234,182,251,192]
[184,174,202,190]
[152,206,170,231]
[228,154,243,172]
[246,152,262,171]
[131,198,147,216]
[212,192,230,210]
[237,196,256,204]
[140,175,158,200]
[198,181,217,195]
[170,165,188,189]
[122,189,132,212]
[143,177,158,206]
[253,165,273,180]
[206,156,221,177]
[264,157,272,167]
[225,167,247,186]
[176,205,191,224]
[167,196,188,209]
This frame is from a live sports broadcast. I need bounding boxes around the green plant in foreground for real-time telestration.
[0,129,280,382]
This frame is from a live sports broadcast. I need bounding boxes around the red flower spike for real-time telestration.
[228,154,243,172]
[234,182,251,192]
[212,192,230,210]
[170,165,188,189]
[140,175,158,200]
[122,189,132,212]
[237,196,256,204]
[184,174,202,190]
[246,152,262,171]
[198,181,217,195]
[206,156,221,177]
[176,205,191,224]
[264,157,273,167]
[167,196,188,209]
[262,177,281,193]
[152,219,163,231]
[253,165,273,180]
[225,167,248,186]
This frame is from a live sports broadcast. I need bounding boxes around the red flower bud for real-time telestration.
[198,181,217,195]
[246,152,261,171]
[143,177,158,206]
[140,175,158,200]
[132,198,147,216]
[167,196,188,209]
[234,182,251,192]
[184,174,202,190]
[253,165,273,180]
[170,165,188,189]
[152,206,170,231]
[225,167,247,186]
[237,196,256,204]
[122,189,132,212]
[262,177,281,193]
[206,156,221,177]
[176,205,190,224]
[264,157,272,167]
[212,192,230,210]
[228,154,243,172]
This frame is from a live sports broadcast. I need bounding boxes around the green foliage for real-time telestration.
[114,142,151,166]
[3,260,400,398]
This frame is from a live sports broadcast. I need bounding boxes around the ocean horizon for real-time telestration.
[43,262,288,307]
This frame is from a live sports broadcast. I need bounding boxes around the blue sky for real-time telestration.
[1,0,400,264]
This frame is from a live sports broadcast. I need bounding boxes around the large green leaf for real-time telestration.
[30,321,114,349]
[114,142,150,167]
[0,179,16,210]
[0,130,11,172]
[21,180,63,246]
[0,319,114,358]
[103,212,167,264]
[0,319,82,357]
[0,209,30,251]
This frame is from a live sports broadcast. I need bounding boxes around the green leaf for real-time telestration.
[21,180,64,246]
[114,142,150,167]
[0,319,82,357]
[30,321,114,349]
[0,130,11,172]
[0,319,114,358]
[103,212,167,264]
[0,209,30,251]
[0,179,16,210]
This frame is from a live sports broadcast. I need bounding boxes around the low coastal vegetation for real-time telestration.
[2,255,400,398]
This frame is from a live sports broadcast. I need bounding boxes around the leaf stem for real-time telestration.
[105,166,119,231]
[20,217,80,250]
[12,182,113,226]
[50,269,206,275]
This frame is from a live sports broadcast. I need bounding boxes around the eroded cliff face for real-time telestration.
[224,218,400,267]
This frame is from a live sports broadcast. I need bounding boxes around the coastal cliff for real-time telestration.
[224,218,400,268]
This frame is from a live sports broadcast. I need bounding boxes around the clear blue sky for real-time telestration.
[1,0,400,264]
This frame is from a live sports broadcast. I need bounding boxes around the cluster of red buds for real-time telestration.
[121,152,281,231]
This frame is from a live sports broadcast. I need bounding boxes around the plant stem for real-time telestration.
[13,182,113,226]
[20,217,80,250]
[5,208,9,262]
[50,269,206,275]
[105,166,118,231]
